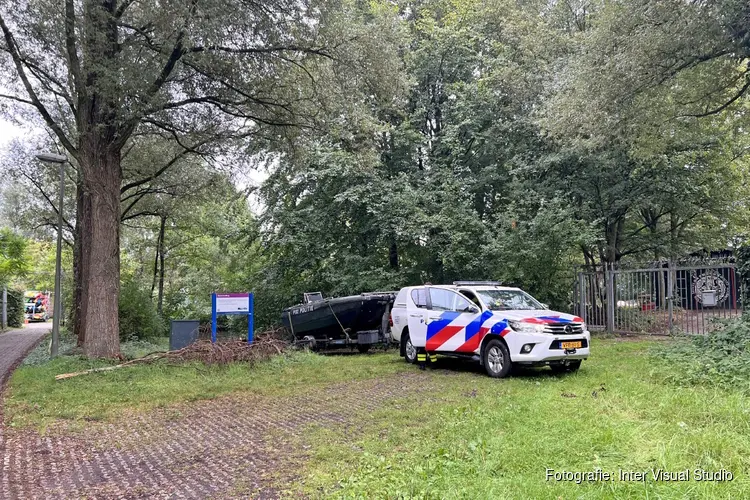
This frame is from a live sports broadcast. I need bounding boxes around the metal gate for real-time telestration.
[574,261,742,335]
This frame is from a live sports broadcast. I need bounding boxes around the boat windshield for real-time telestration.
[475,290,543,311]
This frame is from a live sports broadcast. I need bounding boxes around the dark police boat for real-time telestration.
[281,291,396,352]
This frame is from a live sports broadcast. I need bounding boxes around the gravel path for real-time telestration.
[1,360,431,499]
[0,323,49,386]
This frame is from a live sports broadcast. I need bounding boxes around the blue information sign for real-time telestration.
[211,292,254,343]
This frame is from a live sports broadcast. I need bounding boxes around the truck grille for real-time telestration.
[543,322,584,335]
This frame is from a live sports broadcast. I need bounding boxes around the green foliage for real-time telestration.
[0,228,30,285]
[4,287,24,328]
[614,307,672,334]
[653,317,750,392]
[255,0,597,315]
[22,329,74,365]
[737,245,750,309]
[4,0,750,340]
[118,279,165,341]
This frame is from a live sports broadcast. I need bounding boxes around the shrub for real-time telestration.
[652,316,750,392]
[119,279,165,341]
[614,306,671,334]
[4,287,24,328]
[737,245,750,310]
[22,328,79,365]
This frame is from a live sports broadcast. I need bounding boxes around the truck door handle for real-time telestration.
[409,314,422,318]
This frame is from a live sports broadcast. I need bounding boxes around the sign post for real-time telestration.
[211,292,254,343]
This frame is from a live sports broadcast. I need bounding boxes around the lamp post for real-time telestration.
[36,152,67,358]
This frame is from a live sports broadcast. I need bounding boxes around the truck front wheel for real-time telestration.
[403,332,417,364]
[483,339,512,378]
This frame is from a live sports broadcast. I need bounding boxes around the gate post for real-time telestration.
[578,271,586,324]
[606,264,615,332]
[667,260,674,333]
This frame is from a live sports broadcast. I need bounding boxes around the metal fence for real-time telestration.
[574,261,742,335]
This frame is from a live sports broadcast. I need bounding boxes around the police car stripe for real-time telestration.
[426,325,463,350]
[455,314,494,352]
[426,312,460,340]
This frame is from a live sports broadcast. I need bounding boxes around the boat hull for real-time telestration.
[281,293,395,343]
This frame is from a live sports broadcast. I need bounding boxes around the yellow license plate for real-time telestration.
[561,341,582,349]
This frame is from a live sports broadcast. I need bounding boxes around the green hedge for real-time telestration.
[119,279,166,341]
[4,288,24,328]
[738,245,750,311]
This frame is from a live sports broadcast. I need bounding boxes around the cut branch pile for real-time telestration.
[55,328,291,381]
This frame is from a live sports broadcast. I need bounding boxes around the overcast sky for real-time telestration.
[0,119,23,146]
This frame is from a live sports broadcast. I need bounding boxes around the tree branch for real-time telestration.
[115,0,137,18]
[683,77,750,118]
[120,190,151,220]
[20,172,75,233]
[120,144,198,194]
[187,44,333,59]
[0,13,78,157]
[64,0,85,110]
[0,93,34,105]
[121,210,161,222]
[22,59,77,114]
[116,3,194,147]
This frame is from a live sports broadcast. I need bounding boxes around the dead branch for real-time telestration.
[55,328,291,381]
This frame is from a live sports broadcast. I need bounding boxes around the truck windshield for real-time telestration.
[475,290,543,311]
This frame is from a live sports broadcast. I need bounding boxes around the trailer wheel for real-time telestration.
[402,332,417,364]
[357,344,371,354]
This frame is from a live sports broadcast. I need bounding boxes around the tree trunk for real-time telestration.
[388,239,399,270]
[669,212,679,261]
[77,0,122,358]
[603,212,626,264]
[74,174,85,346]
[79,143,121,359]
[151,218,163,298]
[157,215,166,315]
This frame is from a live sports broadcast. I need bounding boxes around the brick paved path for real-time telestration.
[0,324,49,386]
[1,367,431,499]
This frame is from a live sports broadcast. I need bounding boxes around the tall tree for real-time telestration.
[0,228,30,285]
[0,0,336,356]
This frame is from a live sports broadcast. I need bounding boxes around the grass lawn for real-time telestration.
[293,340,750,498]
[6,338,750,498]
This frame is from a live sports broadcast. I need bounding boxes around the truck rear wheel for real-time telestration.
[482,339,512,378]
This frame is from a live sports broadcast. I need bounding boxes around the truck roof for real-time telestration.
[400,284,522,292]
[446,285,522,291]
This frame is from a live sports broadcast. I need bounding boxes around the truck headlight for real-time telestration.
[508,320,545,333]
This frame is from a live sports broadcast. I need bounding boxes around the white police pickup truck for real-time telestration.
[389,281,590,377]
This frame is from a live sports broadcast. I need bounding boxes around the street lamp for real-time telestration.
[36,152,67,358]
